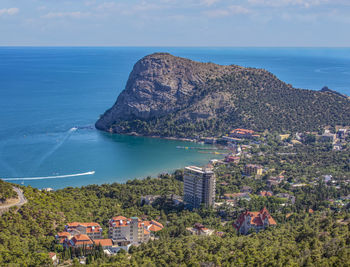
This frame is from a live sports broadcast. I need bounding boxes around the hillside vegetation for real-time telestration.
[0,180,17,203]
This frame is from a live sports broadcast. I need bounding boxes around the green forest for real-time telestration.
[0,180,17,203]
[110,70,350,138]
[1,138,350,266]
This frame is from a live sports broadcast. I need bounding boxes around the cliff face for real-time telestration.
[95,53,234,131]
[96,53,350,137]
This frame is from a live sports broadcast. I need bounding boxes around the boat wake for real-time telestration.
[31,127,78,172]
[2,171,95,181]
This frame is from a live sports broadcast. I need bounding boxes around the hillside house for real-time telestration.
[244,164,263,176]
[187,223,215,236]
[230,129,259,139]
[234,207,277,235]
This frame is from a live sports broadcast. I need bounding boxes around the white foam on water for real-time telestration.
[1,171,95,181]
[31,127,78,172]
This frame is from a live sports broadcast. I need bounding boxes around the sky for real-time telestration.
[0,0,349,46]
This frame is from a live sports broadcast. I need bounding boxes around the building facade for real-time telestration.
[65,222,103,240]
[183,166,216,209]
[244,164,263,176]
[234,207,277,235]
[108,216,163,245]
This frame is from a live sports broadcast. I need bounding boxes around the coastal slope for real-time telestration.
[96,53,350,137]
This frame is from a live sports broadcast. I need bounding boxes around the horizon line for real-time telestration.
[0,45,350,48]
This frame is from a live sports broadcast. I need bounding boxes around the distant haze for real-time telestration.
[0,0,349,47]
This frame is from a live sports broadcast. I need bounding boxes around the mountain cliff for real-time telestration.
[95,53,350,137]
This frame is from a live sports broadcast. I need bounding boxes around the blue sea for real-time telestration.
[0,47,349,189]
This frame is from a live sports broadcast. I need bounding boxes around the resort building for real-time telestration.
[65,234,94,248]
[234,207,277,235]
[244,164,263,176]
[108,216,163,245]
[230,129,256,139]
[183,165,216,209]
[187,223,215,236]
[224,155,240,163]
[93,239,113,250]
[319,132,337,143]
[65,222,103,240]
[56,232,72,245]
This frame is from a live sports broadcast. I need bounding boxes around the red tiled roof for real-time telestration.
[143,220,164,232]
[110,216,164,232]
[234,207,276,230]
[231,129,254,134]
[67,222,80,227]
[57,232,71,238]
[112,216,127,221]
[110,217,131,227]
[86,227,101,233]
[93,239,113,247]
[48,252,56,258]
[71,234,93,246]
[67,222,100,228]
[260,191,273,197]
[148,224,163,232]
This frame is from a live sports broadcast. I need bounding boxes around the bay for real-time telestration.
[0,47,349,189]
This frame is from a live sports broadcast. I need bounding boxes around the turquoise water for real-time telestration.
[0,47,349,189]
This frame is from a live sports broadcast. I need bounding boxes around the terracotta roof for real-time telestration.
[112,216,127,221]
[235,207,276,230]
[67,222,80,227]
[143,220,164,232]
[144,229,150,235]
[93,239,113,247]
[110,216,164,232]
[57,232,71,238]
[151,219,164,228]
[86,227,101,233]
[231,129,254,134]
[71,234,93,246]
[48,252,56,258]
[110,217,131,227]
[67,222,100,228]
[259,191,273,197]
[148,224,163,232]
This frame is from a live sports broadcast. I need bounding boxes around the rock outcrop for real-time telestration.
[96,53,350,137]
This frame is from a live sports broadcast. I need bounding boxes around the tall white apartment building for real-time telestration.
[183,166,216,209]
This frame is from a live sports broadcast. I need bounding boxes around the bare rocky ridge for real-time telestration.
[95,53,350,137]
[96,53,237,130]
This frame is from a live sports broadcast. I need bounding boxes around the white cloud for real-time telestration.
[247,0,329,8]
[42,11,90,19]
[96,2,116,10]
[201,0,220,6]
[0,7,19,16]
[205,5,250,17]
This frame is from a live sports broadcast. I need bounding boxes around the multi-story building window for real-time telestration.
[183,166,216,209]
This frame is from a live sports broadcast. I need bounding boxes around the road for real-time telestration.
[0,186,27,213]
